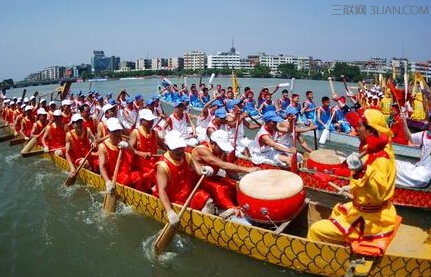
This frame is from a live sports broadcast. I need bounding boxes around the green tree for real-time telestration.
[278,63,299,79]
[251,64,272,78]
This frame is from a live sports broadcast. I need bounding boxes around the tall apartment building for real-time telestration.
[91,50,120,75]
[184,51,206,70]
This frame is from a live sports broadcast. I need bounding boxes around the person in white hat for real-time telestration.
[29,108,49,142]
[97,103,117,142]
[65,113,97,178]
[162,101,197,145]
[128,109,164,192]
[99,117,143,193]
[153,130,213,226]
[20,105,36,139]
[42,109,66,156]
[47,101,57,120]
[61,99,73,125]
[191,129,259,215]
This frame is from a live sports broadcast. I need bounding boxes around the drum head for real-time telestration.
[309,149,347,165]
[239,169,303,200]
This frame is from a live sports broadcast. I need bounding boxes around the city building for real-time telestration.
[207,44,240,69]
[184,51,206,70]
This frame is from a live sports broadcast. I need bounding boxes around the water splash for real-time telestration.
[141,232,193,267]
[5,153,20,164]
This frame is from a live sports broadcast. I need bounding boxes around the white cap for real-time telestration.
[25,106,33,112]
[37,108,47,115]
[71,113,83,123]
[165,130,187,150]
[210,129,234,153]
[61,99,73,106]
[23,97,29,103]
[20,104,26,109]
[106,117,123,131]
[102,103,115,113]
[40,98,46,103]
[4,99,10,104]
[30,96,36,100]
[10,101,15,105]
[53,109,62,116]
[48,101,56,106]
[139,109,157,121]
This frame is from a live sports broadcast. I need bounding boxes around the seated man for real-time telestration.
[65,113,98,177]
[99,117,143,191]
[191,129,259,212]
[153,130,213,226]
[163,101,198,146]
[129,109,165,192]
[42,109,66,156]
[246,111,297,167]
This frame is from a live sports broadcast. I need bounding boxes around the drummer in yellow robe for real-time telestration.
[307,109,397,245]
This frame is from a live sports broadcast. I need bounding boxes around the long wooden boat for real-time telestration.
[31,147,431,277]
[234,155,431,210]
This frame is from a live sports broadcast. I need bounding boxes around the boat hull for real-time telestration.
[39,150,431,277]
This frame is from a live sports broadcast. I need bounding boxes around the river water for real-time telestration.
[0,78,429,277]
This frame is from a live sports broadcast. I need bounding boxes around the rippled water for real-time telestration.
[0,78,429,277]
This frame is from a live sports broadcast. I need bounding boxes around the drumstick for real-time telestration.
[328,181,353,199]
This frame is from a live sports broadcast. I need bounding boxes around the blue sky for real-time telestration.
[0,0,430,81]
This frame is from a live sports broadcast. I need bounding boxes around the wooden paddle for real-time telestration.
[290,117,298,173]
[22,147,65,158]
[103,149,123,214]
[20,122,51,156]
[10,136,26,146]
[154,174,206,256]
[0,131,14,142]
[63,147,94,187]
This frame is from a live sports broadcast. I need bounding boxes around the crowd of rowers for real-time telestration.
[1,78,431,246]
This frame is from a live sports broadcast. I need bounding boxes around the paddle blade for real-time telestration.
[103,192,117,214]
[209,73,215,84]
[318,129,330,144]
[278,82,289,88]
[22,149,45,158]
[154,223,177,256]
[21,138,38,154]
[0,133,15,142]
[10,137,25,146]
[63,175,77,187]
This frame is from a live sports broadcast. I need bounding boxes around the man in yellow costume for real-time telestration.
[308,109,397,244]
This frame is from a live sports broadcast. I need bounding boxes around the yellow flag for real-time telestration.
[232,71,239,98]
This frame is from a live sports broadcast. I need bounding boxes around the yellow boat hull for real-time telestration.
[42,151,431,277]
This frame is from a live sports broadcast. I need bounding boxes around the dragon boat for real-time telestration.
[21,146,431,277]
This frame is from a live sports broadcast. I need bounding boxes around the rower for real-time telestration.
[30,108,49,145]
[96,103,116,143]
[191,129,259,213]
[308,109,398,245]
[246,111,297,167]
[206,108,228,139]
[163,101,197,146]
[99,117,143,191]
[65,114,98,177]
[153,130,213,226]
[129,109,165,192]
[20,106,36,140]
[42,109,66,156]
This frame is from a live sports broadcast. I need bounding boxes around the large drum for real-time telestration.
[237,170,306,224]
[306,149,348,173]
